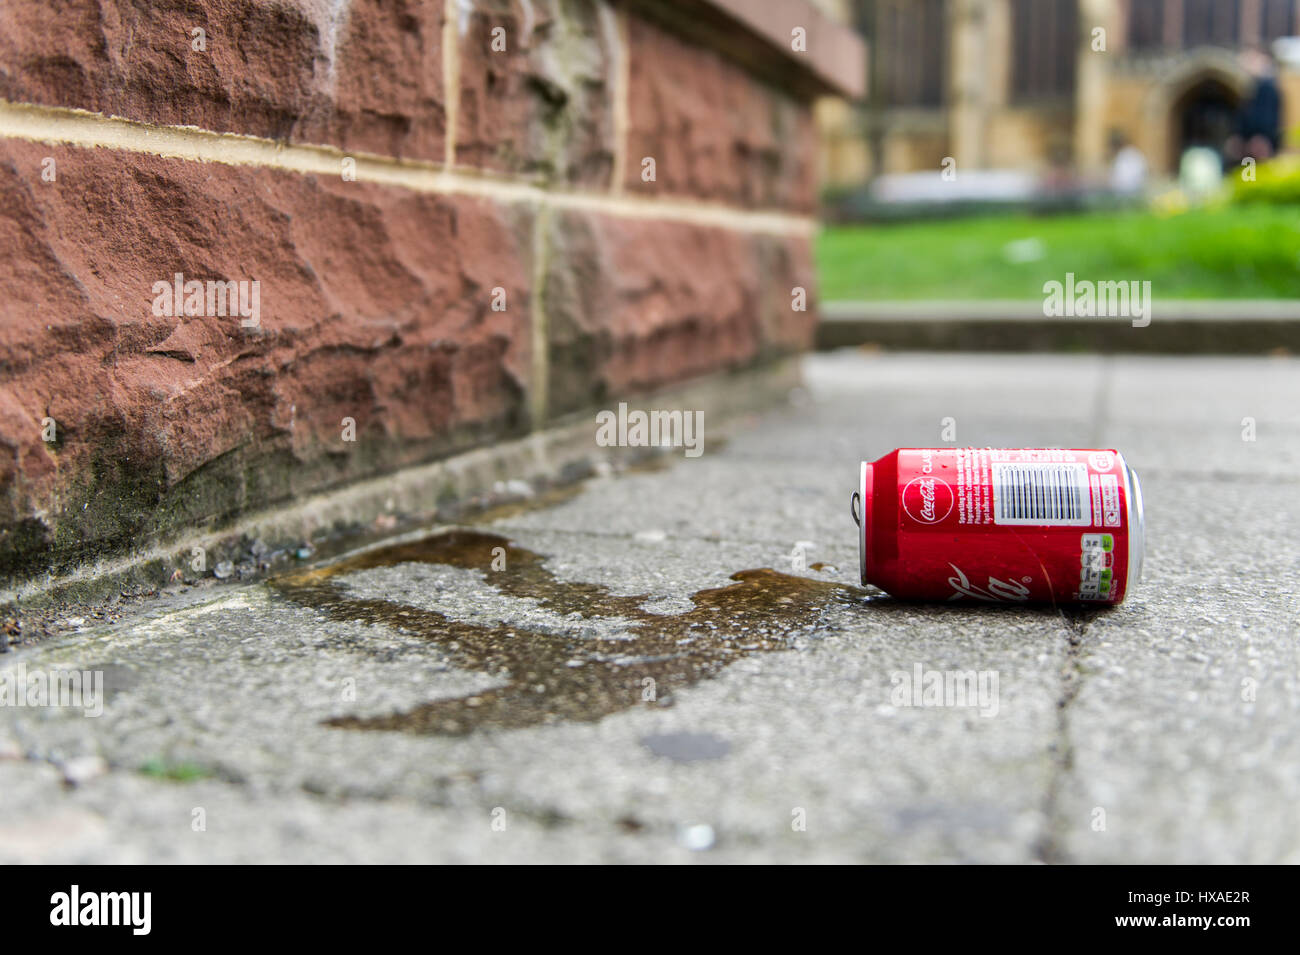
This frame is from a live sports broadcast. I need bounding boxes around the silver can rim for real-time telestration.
[1117,452,1145,596]
[853,461,868,586]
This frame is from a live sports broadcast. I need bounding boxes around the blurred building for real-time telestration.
[819,0,1300,188]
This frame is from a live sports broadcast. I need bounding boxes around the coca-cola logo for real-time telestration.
[947,563,1032,602]
[902,476,953,524]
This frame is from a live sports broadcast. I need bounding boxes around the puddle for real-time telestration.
[270,530,864,736]
[640,731,732,763]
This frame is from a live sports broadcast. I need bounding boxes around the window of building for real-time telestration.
[1127,0,1165,50]
[873,0,947,107]
[1011,0,1079,101]
[1262,0,1297,41]
[1183,0,1241,47]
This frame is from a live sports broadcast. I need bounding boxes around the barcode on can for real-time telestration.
[991,462,1092,526]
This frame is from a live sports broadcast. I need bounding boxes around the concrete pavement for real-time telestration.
[2,350,1297,863]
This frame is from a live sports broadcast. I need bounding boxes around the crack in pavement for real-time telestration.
[1034,358,1114,863]
[1035,607,1096,864]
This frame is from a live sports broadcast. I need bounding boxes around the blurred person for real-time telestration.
[1180,146,1224,200]
[1225,46,1283,164]
[1108,130,1148,198]
[1040,136,1076,195]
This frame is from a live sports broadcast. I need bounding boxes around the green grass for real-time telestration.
[816,205,1300,301]
[140,758,212,783]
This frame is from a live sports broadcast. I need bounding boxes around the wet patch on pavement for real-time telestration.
[270,529,865,736]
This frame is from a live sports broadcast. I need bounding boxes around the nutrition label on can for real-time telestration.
[1078,532,1116,600]
[954,448,994,525]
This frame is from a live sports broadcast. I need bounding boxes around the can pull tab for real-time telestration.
[851,491,862,527]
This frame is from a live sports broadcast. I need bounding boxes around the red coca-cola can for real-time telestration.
[853,448,1145,605]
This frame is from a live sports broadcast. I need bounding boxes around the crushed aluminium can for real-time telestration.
[852,448,1145,605]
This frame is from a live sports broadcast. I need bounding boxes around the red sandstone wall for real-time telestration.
[0,0,830,581]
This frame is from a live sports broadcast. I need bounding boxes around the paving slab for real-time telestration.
[2,351,1297,863]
